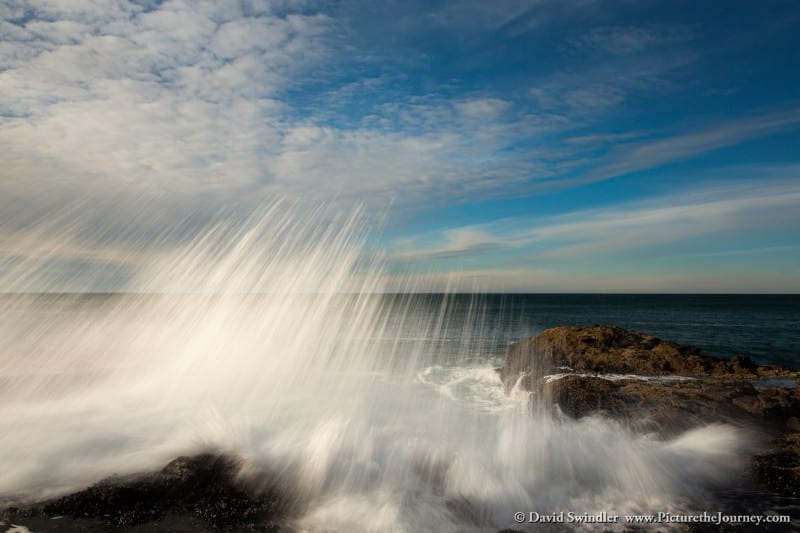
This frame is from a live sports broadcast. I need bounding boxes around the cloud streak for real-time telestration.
[586,108,800,182]
[387,173,800,270]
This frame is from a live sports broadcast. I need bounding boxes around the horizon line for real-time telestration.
[1,291,798,296]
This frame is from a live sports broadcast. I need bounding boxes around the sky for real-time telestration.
[1,0,799,292]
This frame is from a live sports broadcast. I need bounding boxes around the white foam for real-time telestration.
[0,205,752,531]
[543,372,696,384]
[417,365,527,412]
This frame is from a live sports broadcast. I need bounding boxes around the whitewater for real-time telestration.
[0,203,752,531]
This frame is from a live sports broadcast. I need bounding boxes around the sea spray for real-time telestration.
[0,202,753,531]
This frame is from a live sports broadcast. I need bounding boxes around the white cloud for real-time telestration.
[390,227,506,262]
[586,108,800,182]
[387,174,800,267]
[0,1,347,240]
[381,267,800,293]
[454,98,512,120]
[0,0,561,291]
[0,2,555,227]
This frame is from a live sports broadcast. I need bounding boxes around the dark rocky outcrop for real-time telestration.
[543,376,800,436]
[2,454,289,531]
[502,325,800,496]
[501,325,766,386]
[753,433,800,497]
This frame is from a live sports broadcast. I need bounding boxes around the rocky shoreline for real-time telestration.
[1,454,289,532]
[500,325,800,499]
[3,325,799,531]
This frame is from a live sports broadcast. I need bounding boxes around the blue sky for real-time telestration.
[0,0,799,292]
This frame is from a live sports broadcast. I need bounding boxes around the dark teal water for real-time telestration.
[6,292,799,369]
[397,294,800,368]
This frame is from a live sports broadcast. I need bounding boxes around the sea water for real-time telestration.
[1,204,788,531]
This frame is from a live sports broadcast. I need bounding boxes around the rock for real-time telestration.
[3,454,288,531]
[752,433,800,497]
[502,325,800,495]
[543,376,627,419]
[500,326,764,389]
[542,376,773,436]
[733,387,800,424]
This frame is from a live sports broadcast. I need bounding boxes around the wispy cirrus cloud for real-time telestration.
[583,107,800,182]
[381,266,800,293]
[387,172,800,267]
[565,25,693,56]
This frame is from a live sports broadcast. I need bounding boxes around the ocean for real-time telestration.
[1,206,798,531]
[366,293,800,369]
[459,293,800,367]
[5,292,799,366]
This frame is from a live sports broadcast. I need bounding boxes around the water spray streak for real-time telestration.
[0,203,750,531]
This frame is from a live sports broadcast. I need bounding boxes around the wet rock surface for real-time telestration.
[753,433,800,498]
[502,325,800,497]
[3,325,798,532]
[501,325,771,384]
[1,454,289,531]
